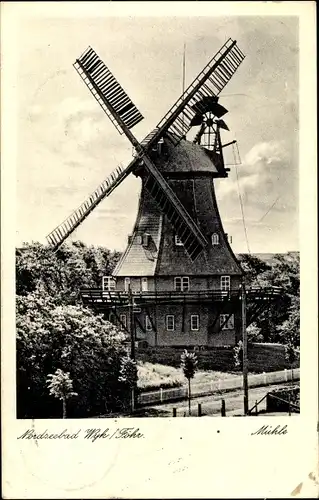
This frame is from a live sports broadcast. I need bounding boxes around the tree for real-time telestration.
[16,290,128,418]
[46,369,78,418]
[118,356,138,413]
[181,350,198,416]
[285,342,298,384]
[246,323,263,344]
[233,340,243,370]
[238,252,300,345]
[16,242,122,305]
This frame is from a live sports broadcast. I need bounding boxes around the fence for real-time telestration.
[138,368,300,406]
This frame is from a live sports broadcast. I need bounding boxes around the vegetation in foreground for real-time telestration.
[16,242,300,418]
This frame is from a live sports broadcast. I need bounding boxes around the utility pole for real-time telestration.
[128,287,136,412]
[242,281,249,415]
[128,287,136,362]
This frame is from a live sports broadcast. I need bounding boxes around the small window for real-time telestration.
[220,275,230,291]
[120,314,127,328]
[220,314,235,330]
[182,277,190,291]
[124,277,131,292]
[136,235,142,244]
[145,315,152,331]
[174,276,190,292]
[225,233,233,244]
[175,235,183,246]
[142,233,150,246]
[190,315,199,331]
[102,276,116,291]
[212,233,219,245]
[141,277,148,291]
[166,315,175,331]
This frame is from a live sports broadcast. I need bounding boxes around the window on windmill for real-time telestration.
[220,314,235,330]
[174,276,190,292]
[166,315,175,331]
[102,276,116,291]
[175,235,184,246]
[142,233,150,247]
[120,314,127,328]
[136,234,142,245]
[190,314,200,331]
[157,138,164,155]
[225,233,233,244]
[220,275,231,291]
[211,233,219,245]
[141,277,148,291]
[145,315,152,331]
[124,277,131,292]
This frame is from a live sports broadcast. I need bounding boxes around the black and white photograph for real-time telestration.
[1,2,317,498]
[15,13,301,420]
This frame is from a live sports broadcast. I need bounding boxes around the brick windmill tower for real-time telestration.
[47,39,252,348]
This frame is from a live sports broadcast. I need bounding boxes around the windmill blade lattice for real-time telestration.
[74,47,144,134]
[147,38,245,148]
[46,159,137,248]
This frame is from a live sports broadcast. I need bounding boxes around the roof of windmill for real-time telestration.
[154,137,224,176]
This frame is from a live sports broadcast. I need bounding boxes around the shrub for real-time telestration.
[17,291,128,418]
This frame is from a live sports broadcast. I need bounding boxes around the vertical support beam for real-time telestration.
[128,287,136,414]
[128,287,136,362]
[242,281,249,415]
[181,294,186,333]
[154,289,158,347]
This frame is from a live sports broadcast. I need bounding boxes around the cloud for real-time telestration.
[217,140,293,210]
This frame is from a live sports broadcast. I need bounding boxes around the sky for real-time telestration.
[15,12,299,253]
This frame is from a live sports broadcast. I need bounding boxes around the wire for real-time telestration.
[182,43,186,135]
[235,164,251,254]
[258,196,280,222]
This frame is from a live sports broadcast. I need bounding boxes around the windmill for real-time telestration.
[46,38,244,261]
[47,38,281,349]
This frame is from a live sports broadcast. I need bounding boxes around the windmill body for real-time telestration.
[112,138,243,346]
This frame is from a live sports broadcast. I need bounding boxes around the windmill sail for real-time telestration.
[74,47,144,134]
[46,160,135,249]
[153,38,245,146]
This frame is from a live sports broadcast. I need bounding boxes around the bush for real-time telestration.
[16,291,129,418]
[266,385,300,413]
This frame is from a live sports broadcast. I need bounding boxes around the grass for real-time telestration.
[137,361,240,392]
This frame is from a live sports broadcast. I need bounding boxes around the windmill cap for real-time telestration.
[153,136,224,176]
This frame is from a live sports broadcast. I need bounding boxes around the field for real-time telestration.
[137,361,241,392]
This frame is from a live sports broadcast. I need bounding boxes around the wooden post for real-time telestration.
[128,288,136,361]
[288,395,291,416]
[173,408,177,417]
[221,399,226,417]
[128,287,136,413]
[242,282,249,415]
[255,400,258,416]
[198,403,202,417]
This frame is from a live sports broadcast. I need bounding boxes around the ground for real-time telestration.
[135,382,300,417]
[137,361,241,392]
